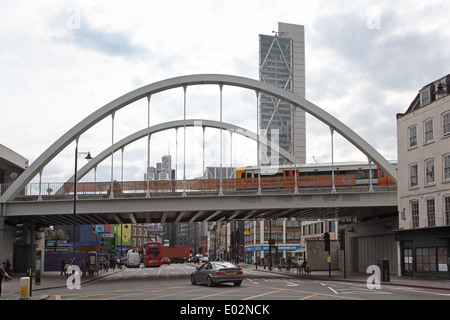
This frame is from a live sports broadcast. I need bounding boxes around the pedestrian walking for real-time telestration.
[79,259,85,277]
[2,259,11,274]
[61,258,66,276]
[447,256,450,281]
[0,265,12,298]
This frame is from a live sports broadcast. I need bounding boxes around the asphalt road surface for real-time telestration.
[37,263,450,301]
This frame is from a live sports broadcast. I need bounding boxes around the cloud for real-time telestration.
[69,24,148,58]
[309,1,450,90]
[301,0,450,163]
[50,5,149,59]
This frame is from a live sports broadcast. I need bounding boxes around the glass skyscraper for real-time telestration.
[259,22,306,165]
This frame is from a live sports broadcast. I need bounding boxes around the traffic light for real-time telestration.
[270,244,278,255]
[324,232,330,252]
[338,229,346,250]
[15,223,25,243]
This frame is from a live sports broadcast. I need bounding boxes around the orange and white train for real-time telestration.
[235,161,397,188]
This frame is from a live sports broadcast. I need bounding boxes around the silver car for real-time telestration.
[190,261,244,287]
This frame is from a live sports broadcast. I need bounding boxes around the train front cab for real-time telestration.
[377,168,395,185]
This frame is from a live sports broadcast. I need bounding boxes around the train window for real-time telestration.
[274,172,283,177]
[379,170,385,178]
[372,169,378,178]
[356,170,367,179]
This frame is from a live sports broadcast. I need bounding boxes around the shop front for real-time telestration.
[244,244,301,265]
[395,226,450,278]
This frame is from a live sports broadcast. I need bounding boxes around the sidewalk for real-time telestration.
[0,268,124,300]
[251,265,450,291]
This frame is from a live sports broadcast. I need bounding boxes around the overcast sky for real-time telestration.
[2,0,450,183]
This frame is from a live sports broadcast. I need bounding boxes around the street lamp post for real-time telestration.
[73,138,93,263]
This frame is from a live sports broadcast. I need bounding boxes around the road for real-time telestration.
[38,263,450,301]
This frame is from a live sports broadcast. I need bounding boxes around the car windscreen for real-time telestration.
[148,251,159,258]
[212,262,236,269]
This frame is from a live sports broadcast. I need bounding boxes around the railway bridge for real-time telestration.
[1,74,397,227]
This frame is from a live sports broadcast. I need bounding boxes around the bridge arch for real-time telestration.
[67,119,298,184]
[0,74,396,203]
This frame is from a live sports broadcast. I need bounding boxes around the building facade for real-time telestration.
[0,144,28,194]
[131,223,148,248]
[244,218,301,265]
[0,145,29,271]
[259,22,306,165]
[396,74,450,277]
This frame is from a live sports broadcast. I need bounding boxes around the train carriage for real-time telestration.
[235,161,396,189]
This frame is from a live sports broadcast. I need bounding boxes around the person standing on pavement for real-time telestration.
[0,265,12,298]
[61,258,66,276]
[448,256,450,281]
[3,259,11,274]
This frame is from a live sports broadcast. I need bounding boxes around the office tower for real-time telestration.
[259,22,306,165]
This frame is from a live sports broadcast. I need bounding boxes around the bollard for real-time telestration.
[19,277,30,300]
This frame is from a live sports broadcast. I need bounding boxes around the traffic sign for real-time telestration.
[100,233,116,254]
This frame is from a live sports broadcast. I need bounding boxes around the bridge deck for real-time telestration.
[2,184,397,226]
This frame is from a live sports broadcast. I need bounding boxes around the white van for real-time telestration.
[126,252,140,268]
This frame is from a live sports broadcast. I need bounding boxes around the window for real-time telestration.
[408,125,417,148]
[438,247,448,272]
[444,195,450,226]
[409,163,418,188]
[411,200,419,228]
[444,154,450,181]
[425,158,435,184]
[424,118,434,143]
[443,111,450,137]
[416,247,436,272]
[403,247,413,274]
[426,198,435,227]
[420,88,430,106]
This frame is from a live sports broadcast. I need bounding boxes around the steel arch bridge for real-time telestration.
[0,74,397,226]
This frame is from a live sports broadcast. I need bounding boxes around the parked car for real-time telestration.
[199,256,209,265]
[190,261,243,287]
[162,257,171,265]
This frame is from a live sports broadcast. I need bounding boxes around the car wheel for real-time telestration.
[233,281,242,287]
[206,275,214,287]
[190,275,197,285]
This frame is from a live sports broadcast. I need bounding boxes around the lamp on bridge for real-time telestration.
[84,152,93,162]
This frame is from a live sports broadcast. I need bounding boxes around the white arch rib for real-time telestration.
[66,119,298,184]
[0,74,396,203]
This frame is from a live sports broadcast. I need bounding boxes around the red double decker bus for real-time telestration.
[144,242,162,267]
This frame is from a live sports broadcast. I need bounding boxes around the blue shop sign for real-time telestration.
[245,245,301,252]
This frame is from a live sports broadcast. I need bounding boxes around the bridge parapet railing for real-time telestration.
[0,174,396,199]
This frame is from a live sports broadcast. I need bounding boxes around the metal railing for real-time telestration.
[1,175,396,199]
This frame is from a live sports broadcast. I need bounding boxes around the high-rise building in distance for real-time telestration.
[259,22,306,165]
